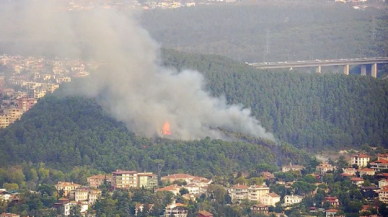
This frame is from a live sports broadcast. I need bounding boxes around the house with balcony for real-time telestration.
[370,159,388,171]
[350,154,370,168]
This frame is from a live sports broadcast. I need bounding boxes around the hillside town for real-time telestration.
[2,150,388,216]
[0,54,95,129]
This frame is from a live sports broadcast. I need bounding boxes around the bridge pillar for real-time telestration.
[316,65,321,73]
[361,65,366,76]
[343,64,349,75]
[371,63,377,78]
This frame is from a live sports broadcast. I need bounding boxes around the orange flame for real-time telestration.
[162,121,171,135]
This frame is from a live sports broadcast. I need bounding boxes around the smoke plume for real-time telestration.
[0,0,275,141]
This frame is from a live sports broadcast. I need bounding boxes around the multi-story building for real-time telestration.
[87,174,111,188]
[75,188,89,202]
[370,159,388,171]
[379,179,388,189]
[15,98,37,112]
[379,187,388,203]
[323,196,340,207]
[161,174,196,184]
[248,184,270,202]
[358,168,375,176]
[0,115,9,129]
[350,154,370,168]
[88,189,102,205]
[55,182,81,197]
[229,184,249,202]
[260,193,281,206]
[112,170,137,189]
[251,204,269,215]
[284,195,304,206]
[3,108,23,123]
[137,172,158,189]
[377,153,388,161]
[163,200,188,217]
[316,162,335,175]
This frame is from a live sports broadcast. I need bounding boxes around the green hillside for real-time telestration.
[0,96,307,174]
[162,49,388,150]
[0,50,387,173]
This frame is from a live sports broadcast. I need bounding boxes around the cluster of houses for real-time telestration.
[47,170,214,217]
[0,54,94,129]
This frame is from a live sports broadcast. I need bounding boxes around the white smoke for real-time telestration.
[0,0,275,141]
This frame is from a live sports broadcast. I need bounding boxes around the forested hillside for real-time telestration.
[0,50,387,173]
[162,49,388,150]
[141,3,388,63]
[0,96,307,174]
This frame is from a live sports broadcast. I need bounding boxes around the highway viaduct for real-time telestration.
[248,57,388,78]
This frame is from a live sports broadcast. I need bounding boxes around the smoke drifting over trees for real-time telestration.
[0,0,274,141]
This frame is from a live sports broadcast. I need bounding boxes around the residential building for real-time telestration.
[111,170,137,189]
[190,177,212,188]
[350,154,370,167]
[323,196,340,207]
[316,162,335,175]
[55,182,81,197]
[163,200,188,217]
[358,168,375,176]
[229,184,249,202]
[63,201,78,216]
[282,164,305,173]
[185,183,201,195]
[135,203,153,216]
[325,209,339,217]
[262,172,275,180]
[248,184,270,202]
[284,195,304,206]
[87,174,111,188]
[0,213,19,217]
[379,187,388,203]
[0,189,10,202]
[155,185,181,195]
[350,177,364,187]
[88,189,102,205]
[0,115,9,129]
[161,174,196,184]
[377,153,388,161]
[3,108,23,123]
[342,167,357,176]
[251,204,269,215]
[260,193,281,206]
[370,159,388,171]
[379,179,388,189]
[198,211,213,217]
[137,172,158,189]
[15,98,37,112]
[74,188,89,202]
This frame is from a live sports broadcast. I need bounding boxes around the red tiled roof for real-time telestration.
[112,170,137,175]
[232,184,249,189]
[267,193,280,197]
[359,168,374,172]
[371,159,388,164]
[341,173,354,177]
[351,153,370,158]
[351,177,364,181]
[326,209,339,212]
[198,211,213,216]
